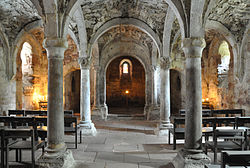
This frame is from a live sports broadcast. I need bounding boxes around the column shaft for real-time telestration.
[42,38,68,153]
[182,37,206,149]
[160,68,171,123]
[80,68,91,122]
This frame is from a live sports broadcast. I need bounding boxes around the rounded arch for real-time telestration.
[89,18,162,59]
[164,0,188,38]
[205,20,239,76]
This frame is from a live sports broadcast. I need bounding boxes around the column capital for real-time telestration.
[78,57,91,69]
[182,37,206,58]
[160,57,170,70]
[43,38,68,59]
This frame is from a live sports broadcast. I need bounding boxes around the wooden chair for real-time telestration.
[221,150,250,168]
[64,116,78,149]
[204,129,246,163]
[5,129,45,168]
[168,117,185,150]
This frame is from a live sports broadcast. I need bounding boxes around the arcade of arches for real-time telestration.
[0,0,249,167]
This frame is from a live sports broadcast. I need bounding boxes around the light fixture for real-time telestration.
[125,90,129,94]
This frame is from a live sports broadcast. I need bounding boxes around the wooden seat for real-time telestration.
[221,150,250,168]
[5,129,45,168]
[204,129,246,163]
[64,116,78,149]
[8,110,25,117]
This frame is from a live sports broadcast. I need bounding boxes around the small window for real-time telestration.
[123,63,128,74]
[218,41,230,74]
[20,42,32,75]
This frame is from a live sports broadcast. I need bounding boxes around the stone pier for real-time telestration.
[173,37,210,168]
[38,38,75,168]
[79,57,97,136]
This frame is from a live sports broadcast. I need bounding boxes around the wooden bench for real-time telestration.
[204,129,246,163]
[8,110,25,116]
[221,150,250,168]
[179,109,212,117]
[211,109,245,117]
[5,129,45,168]
[168,117,185,149]
[64,116,78,149]
[24,110,47,116]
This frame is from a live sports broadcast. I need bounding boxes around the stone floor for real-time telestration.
[6,119,218,168]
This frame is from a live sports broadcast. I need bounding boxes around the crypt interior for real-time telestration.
[0,0,249,168]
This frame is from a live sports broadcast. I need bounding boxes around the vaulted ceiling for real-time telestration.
[0,0,248,45]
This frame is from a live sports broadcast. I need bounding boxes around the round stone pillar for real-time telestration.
[173,37,210,168]
[78,57,97,136]
[39,38,75,167]
[182,37,206,149]
[45,38,67,153]
[158,57,172,135]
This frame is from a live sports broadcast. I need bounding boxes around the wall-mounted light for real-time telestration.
[125,90,129,94]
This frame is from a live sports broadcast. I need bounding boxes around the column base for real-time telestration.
[92,104,108,120]
[155,121,173,136]
[38,146,75,168]
[147,105,160,120]
[172,149,211,168]
[79,121,97,136]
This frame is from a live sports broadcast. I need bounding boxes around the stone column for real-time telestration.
[78,57,97,136]
[92,66,107,120]
[39,38,74,167]
[157,57,172,135]
[173,37,210,168]
[147,66,160,120]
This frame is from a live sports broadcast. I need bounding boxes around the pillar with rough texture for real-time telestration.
[79,57,97,136]
[157,57,172,135]
[173,37,210,168]
[38,38,75,168]
[147,66,160,120]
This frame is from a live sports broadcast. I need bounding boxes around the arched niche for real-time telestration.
[94,40,152,117]
[202,30,235,109]
[106,56,145,115]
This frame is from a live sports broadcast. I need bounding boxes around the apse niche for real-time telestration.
[106,56,145,114]
[64,70,80,115]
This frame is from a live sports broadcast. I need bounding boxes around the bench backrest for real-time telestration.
[8,110,25,116]
[24,110,47,116]
[212,109,245,117]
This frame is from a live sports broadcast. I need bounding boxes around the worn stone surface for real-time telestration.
[0,0,40,42]
[208,0,249,43]
[81,0,168,41]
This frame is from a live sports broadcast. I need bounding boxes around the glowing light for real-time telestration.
[205,98,209,102]
[125,90,129,94]
[202,99,205,102]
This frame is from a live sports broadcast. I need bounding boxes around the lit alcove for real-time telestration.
[218,40,230,84]
[106,56,145,115]
[19,42,34,110]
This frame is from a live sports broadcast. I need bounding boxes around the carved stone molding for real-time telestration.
[160,57,170,70]
[182,37,206,58]
[78,57,91,69]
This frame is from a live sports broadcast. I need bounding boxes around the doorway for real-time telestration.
[106,56,145,115]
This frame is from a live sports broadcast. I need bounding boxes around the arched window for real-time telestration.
[20,42,33,75]
[218,41,230,75]
[119,59,133,79]
[123,62,129,74]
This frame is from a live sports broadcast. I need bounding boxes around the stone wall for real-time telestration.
[0,40,15,115]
